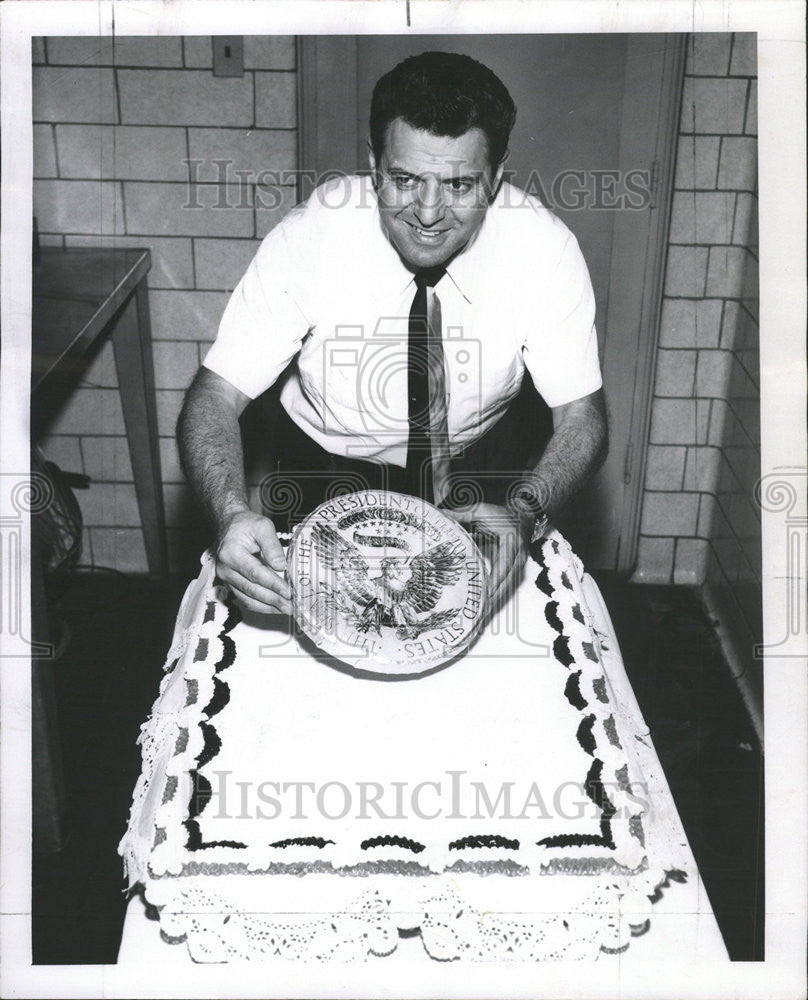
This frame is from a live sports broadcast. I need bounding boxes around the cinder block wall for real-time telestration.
[33,36,297,573]
[631,34,760,718]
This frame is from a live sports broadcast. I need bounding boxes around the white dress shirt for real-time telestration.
[203,175,602,468]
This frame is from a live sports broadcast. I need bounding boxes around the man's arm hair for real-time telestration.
[177,367,254,538]
[529,388,608,518]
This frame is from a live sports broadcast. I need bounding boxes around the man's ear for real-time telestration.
[367,138,378,177]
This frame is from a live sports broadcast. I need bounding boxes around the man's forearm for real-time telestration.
[526,391,608,519]
[177,371,251,538]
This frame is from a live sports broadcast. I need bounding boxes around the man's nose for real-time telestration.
[412,179,446,226]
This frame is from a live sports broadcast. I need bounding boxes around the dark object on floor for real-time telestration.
[593,572,764,962]
[32,569,763,963]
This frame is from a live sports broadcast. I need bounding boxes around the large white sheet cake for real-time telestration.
[119,531,690,962]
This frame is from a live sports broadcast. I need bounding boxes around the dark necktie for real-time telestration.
[405,266,448,502]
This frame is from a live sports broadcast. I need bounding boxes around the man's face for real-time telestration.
[369,119,505,271]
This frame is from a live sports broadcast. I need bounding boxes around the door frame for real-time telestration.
[296,34,686,574]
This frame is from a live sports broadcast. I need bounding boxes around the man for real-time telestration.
[177,51,607,616]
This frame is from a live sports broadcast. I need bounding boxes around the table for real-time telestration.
[31,246,167,854]
[33,246,167,577]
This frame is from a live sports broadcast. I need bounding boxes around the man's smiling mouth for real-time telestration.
[407,222,449,241]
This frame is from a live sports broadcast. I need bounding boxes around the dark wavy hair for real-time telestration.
[370,51,516,169]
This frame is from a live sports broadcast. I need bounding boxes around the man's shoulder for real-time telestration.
[489,180,574,246]
[258,174,377,248]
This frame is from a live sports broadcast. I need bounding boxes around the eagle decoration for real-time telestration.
[307,523,466,640]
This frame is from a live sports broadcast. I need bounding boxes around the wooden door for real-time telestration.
[297,34,684,572]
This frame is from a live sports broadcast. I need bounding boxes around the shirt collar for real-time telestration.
[372,200,492,305]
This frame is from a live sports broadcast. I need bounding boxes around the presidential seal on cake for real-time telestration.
[288,491,488,674]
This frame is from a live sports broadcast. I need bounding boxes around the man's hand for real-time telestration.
[444,502,532,605]
[214,509,292,615]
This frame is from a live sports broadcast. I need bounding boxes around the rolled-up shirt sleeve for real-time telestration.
[521,229,602,409]
[202,216,312,400]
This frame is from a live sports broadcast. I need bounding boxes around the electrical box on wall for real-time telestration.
[213,37,244,77]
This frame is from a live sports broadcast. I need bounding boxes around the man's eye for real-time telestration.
[446,179,473,194]
[392,176,418,190]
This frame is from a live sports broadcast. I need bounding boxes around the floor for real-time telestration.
[32,565,764,964]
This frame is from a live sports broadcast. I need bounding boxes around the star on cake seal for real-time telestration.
[287,490,488,674]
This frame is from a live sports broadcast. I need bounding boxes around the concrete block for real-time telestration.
[696,349,732,398]
[187,128,296,182]
[34,179,124,234]
[89,527,148,573]
[114,37,183,67]
[244,36,296,70]
[745,79,757,135]
[255,72,297,128]
[734,347,759,389]
[81,436,134,481]
[654,349,697,397]
[707,398,729,447]
[78,481,141,526]
[730,33,757,76]
[649,398,697,445]
[33,125,58,178]
[669,191,735,244]
[255,184,298,237]
[644,444,687,490]
[118,69,253,126]
[124,181,253,237]
[148,290,230,341]
[156,389,185,435]
[44,387,125,436]
[659,298,723,349]
[663,246,708,297]
[728,353,759,400]
[64,235,194,289]
[194,238,261,290]
[696,398,712,444]
[722,443,760,500]
[693,191,736,244]
[687,33,732,76]
[730,397,760,446]
[680,77,748,134]
[47,35,182,67]
[152,341,200,390]
[674,537,711,585]
[183,36,212,68]
[683,445,722,492]
[674,135,720,189]
[706,245,757,298]
[46,36,114,65]
[38,234,65,246]
[629,536,674,584]
[159,436,185,483]
[732,191,758,247]
[56,125,188,181]
[32,37,46,63]
[39,434,83,472]
[640,491,700,536]
[717,136,757,191]
[698,492,717,536]
[33,66,117,124]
